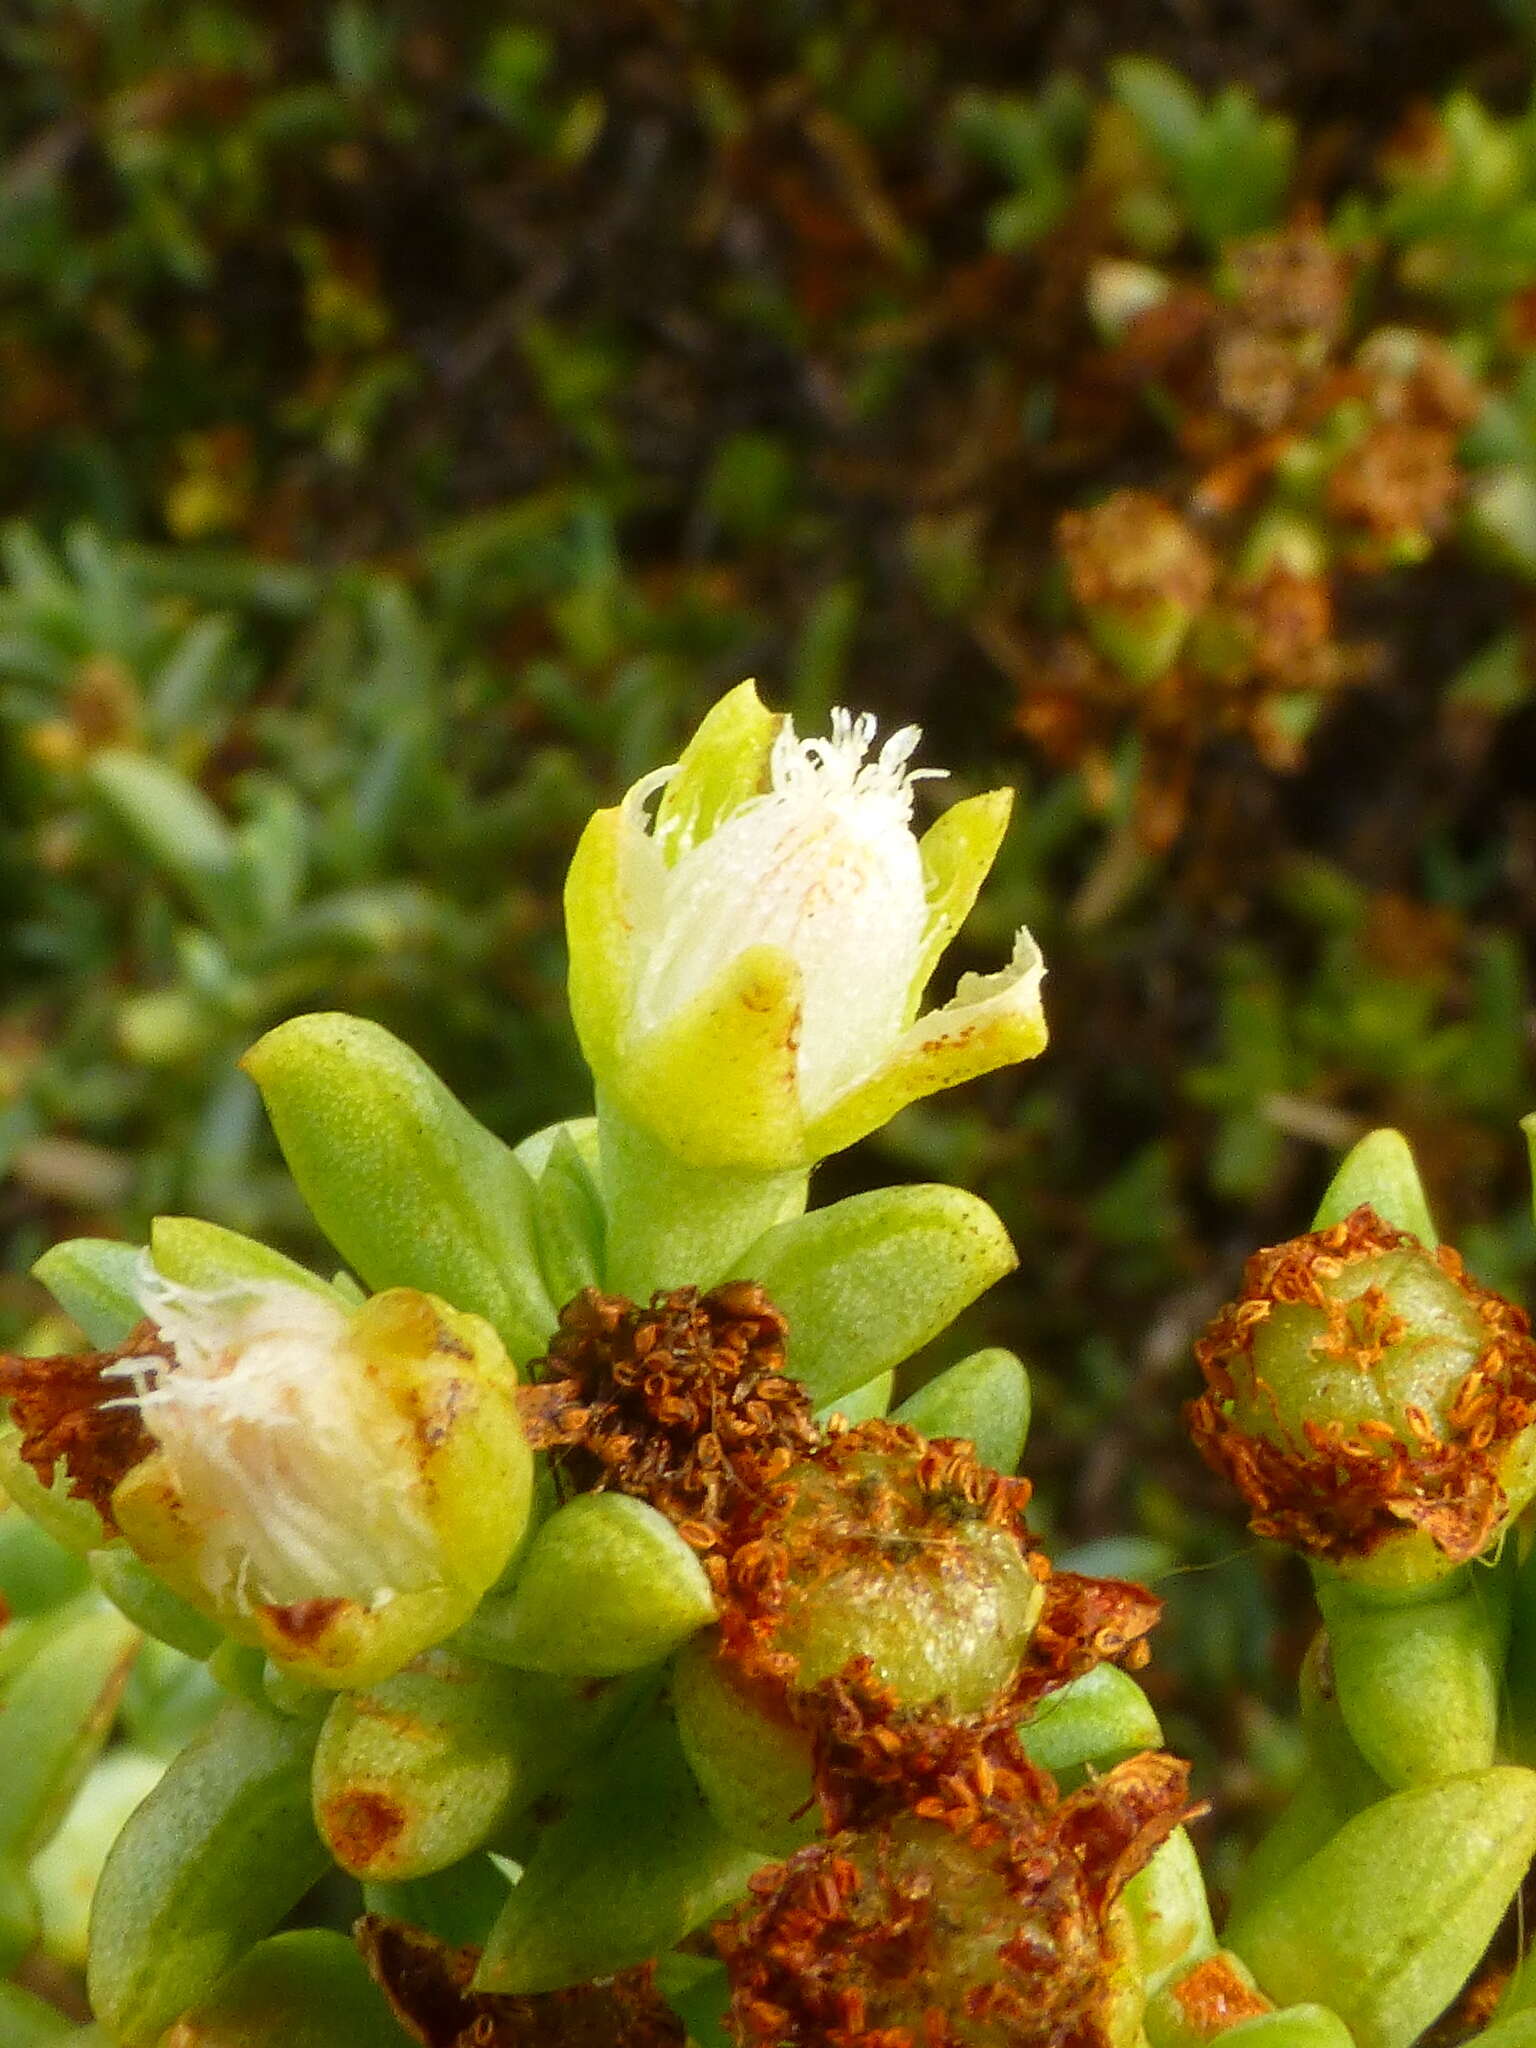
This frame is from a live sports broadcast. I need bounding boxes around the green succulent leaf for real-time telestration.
[463,1492,716,1677]
[741,1184,1017,1406]
[88,1698,329,2048]
[894,1346,1030,1470]
[242,1013,555,1360]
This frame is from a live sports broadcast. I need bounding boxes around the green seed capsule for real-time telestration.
[158,1929,409,2047]
[675,1425,1046,1849]
[1227,1766,1536,2048]
[1191,1207,1536,1595]
[87,1697,328,2047]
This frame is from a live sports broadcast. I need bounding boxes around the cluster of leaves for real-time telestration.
[6,0,1536,1862]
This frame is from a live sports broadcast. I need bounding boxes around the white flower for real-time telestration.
[565,683,1047,1170]
[104,1256,533,1687]
[108,1266,440,1609]
[630,711,939,1118]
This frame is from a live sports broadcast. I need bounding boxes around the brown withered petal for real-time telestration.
[517,1282,818,1548]
[717,1746,1192,2048]
[1188,1205,1536,1567]
[0,1323,160,1531]
[355,1917,684,2048]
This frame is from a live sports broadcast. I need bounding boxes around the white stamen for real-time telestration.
[631,711,942,1116]
[110,1260,442,1609]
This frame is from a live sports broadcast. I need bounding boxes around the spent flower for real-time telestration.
[3,1265,533,1686]
[1188,1205,1536,1591]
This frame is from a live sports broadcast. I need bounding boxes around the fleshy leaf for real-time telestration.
[242,1014,554,1360]
[31,1240,143,1348]
[1312,1129,1437,1245]
[742,1184,1017,1406]
[149,1217,338,1301]
[895,1346,1030,1472]
[463,1493,716,1676]
[474,1694,761,1995]
[88,1698,329,2047]
[1228,1766,1536,2048]
[158,1929,409,2047]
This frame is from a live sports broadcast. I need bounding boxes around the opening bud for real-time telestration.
[565,683,1046,1171]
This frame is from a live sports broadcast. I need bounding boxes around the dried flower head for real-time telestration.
[674,1419,1162,1852]
[518,1281,819,1549]
[717,1738,1191,2048]
[710,1418,1046,1713]
[356,1916,683,2048]
[1188,1205,1536,1587]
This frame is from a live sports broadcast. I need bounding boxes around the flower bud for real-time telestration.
[7,1265,534,1689]
[1188,1206,1536,1592]
[565,683,1046,1171]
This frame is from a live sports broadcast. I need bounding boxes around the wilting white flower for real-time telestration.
[107,1261,532,1687]
[565,683,1046,1170]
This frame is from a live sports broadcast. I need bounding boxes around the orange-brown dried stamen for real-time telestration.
[517,1282,819,1549]
[717,1743,1193,2048]
[1188,1205,1536,1566]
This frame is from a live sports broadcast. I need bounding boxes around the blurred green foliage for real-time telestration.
[4,0,1536,1863]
